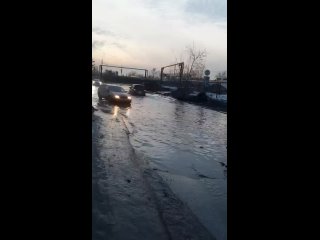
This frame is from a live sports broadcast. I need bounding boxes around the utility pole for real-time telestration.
[100,59,103,82]
[99,65,102,82]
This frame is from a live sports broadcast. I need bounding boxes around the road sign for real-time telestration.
[205,70,210,76]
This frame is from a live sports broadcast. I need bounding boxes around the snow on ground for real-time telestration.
[206,93,227,101]
[92,110,216,240]
[162,85,178,91]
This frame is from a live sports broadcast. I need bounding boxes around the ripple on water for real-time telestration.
[93,84,227,240]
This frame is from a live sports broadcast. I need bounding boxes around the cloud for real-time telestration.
[92,40,105,49]
[111,42,126,49]
[93,0,227,73]
[92,27,116,36]
[185,0,227,21]
[92,40,126,50]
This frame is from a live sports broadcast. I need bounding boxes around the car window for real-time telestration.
[109,86,126,92]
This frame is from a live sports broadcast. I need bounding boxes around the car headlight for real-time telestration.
[114,95,120,99]
[127,96,131,100]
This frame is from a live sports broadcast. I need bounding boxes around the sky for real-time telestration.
[92,0,227,76]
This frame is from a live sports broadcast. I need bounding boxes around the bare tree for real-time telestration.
[185,43,207,80]
[170,43,207,82]
[191,61,206,79]
[216,71,227,80]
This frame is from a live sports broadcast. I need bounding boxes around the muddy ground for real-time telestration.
[92,109,216,240]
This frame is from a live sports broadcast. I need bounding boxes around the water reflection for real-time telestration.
[197,107,205,126]
[92,84,227,240]
[94,95,131,116]
[114,104,131,117]
[125,108,131,117]
[174,102,185,119]
[112,106,119,117]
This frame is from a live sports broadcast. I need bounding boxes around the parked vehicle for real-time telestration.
[98,84,131,104]
[92,79,101,86]
[129,84,146,96]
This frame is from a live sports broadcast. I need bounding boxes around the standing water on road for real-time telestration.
[93,84,227,240]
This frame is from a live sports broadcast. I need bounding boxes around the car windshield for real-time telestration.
[109,86,126,92]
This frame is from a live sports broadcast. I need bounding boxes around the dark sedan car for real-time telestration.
[129,84,146,96]
[98,84,131,104]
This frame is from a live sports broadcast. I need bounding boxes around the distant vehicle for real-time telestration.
[92,80,101,86]
[129,84,146,96]
[98,84,131,104]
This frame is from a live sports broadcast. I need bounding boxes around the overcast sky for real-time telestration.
[93,0,227,76]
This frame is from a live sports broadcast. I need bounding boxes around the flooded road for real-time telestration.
[92,84,227,240]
